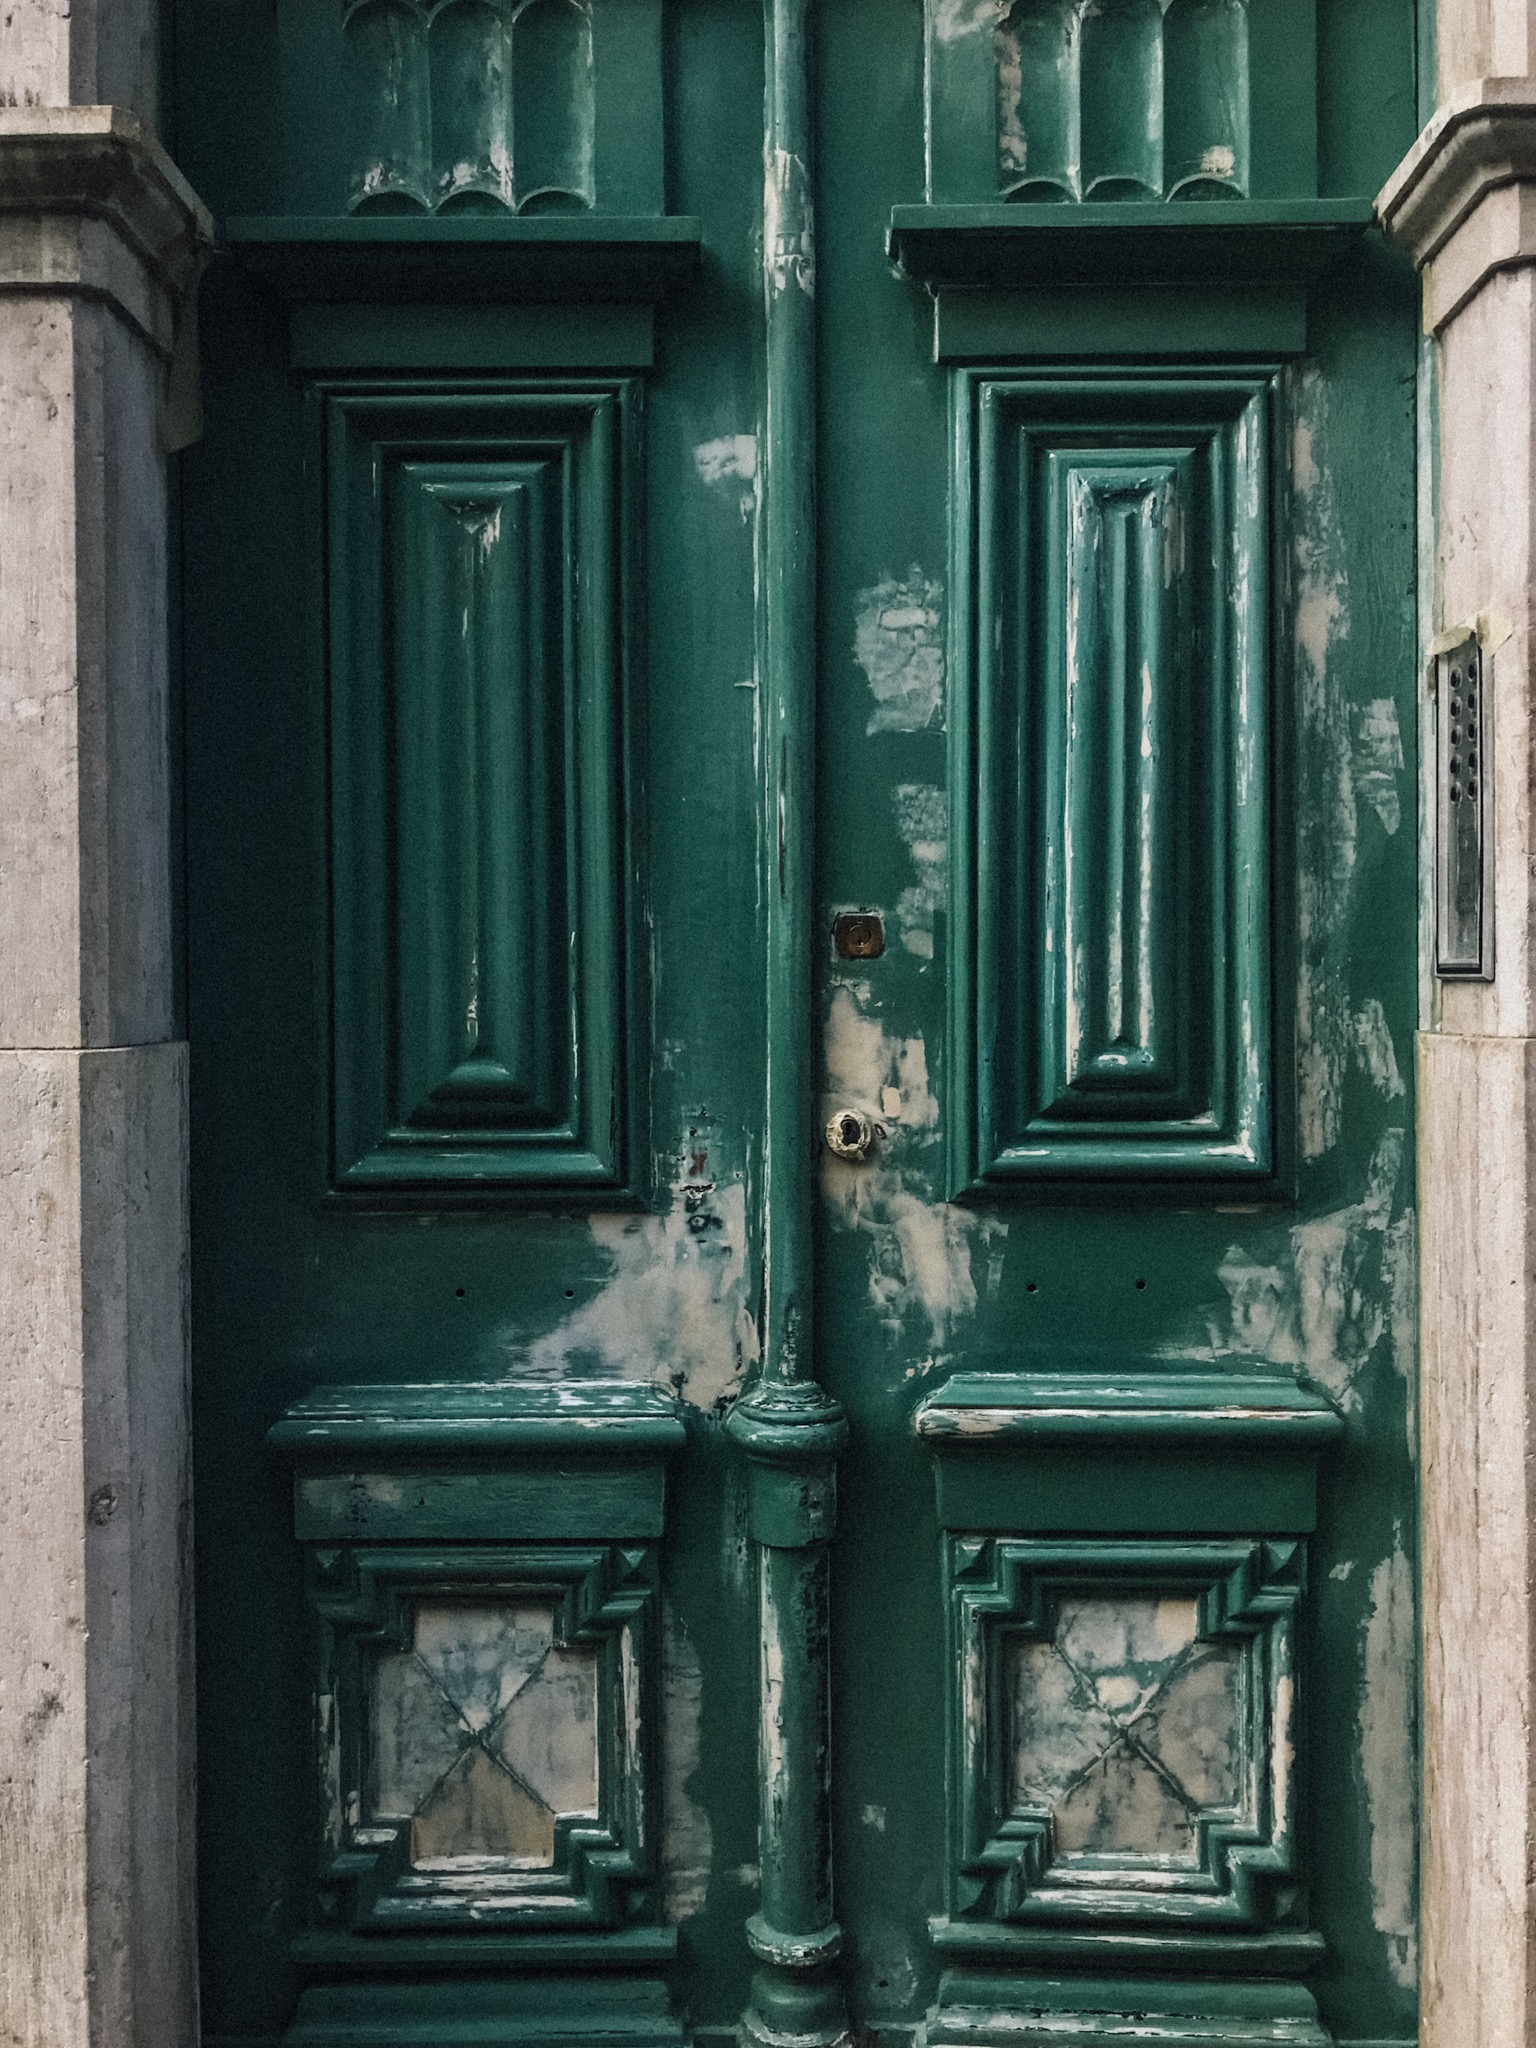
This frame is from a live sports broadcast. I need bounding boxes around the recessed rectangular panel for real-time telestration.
[947,1538,1303,1927]
[1052,457,1191,1119]
[950,372,1276,1187]
[326,384,642,1195]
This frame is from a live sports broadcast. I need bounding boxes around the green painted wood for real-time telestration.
[273,1379,687,1455]
[324,382,643,1197]
[175,0,1422,2040]
[887,201,1372,290]
[269,0,666,220]
[933,286,1308,363]
[949,370,1276,1188]
[924,0,1317,207]
[302,1540,661,1932]
[225,216,704,305]
[289,304,656,372]
[291,1927,679,1971]
[927,1921,1326,1973]
[927,1970,1330,2046]
[943,1539,1304,1928]
[915,1371,1342,1442]
[292,1469,668,1542]
[930,1457,1323,1536]
[918,1370,1338,1533]
[729,2,852,2044]
[284,1975,686,2048]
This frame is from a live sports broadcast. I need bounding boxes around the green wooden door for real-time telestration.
[173,5,1422,2046]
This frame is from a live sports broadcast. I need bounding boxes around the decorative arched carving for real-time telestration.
[340,0,596,214]
[1163,0,1248,197]
[998,0,1081,203]
[344,0,432,213]
[431,0,515,210]
[1079,0,1163,201]
[512,0,597,212]
[987,0,1250,203]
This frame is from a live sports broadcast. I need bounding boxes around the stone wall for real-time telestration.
[0,8,209,2043]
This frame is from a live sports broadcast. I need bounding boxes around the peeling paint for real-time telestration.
[1213,1129,1407,1411]
[1361,1543,1417,1989]
[932,0,1001,41]
[660,1608,711,1922]
[892,784,947,960]
[1353,997,1406,1098]
[517,1137,757,1409]
[1292,370,1357,1164]
[821,986,1002,1344]
[1354,698,1405,836]
[854,1912,921,2010]
[764,146,814,296]
[694,435,758,523]
[856,573,945,733]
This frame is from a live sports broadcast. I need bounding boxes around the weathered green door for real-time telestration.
[174,5,1422,2045]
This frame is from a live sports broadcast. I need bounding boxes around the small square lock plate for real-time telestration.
[1435,632,1492,978]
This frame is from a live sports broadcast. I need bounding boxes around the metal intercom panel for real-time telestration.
[1435,632,1492,978]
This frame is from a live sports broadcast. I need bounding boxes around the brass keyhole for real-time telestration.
[825,1108,876,1162]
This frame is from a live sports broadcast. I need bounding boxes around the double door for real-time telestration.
[176,4,1422,2044]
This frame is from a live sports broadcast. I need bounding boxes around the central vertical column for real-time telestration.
[726,1,851,2044]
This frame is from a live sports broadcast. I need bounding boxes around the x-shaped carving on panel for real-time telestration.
[951,1539,1303,1926]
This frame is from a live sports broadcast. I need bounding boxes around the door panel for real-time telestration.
[173,3,1421,2044]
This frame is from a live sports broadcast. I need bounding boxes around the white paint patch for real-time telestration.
[1353,997,1406,1098]
[517,1149,757,1409]
[660,1609,711,1922]
[862,1804,887,1831]
[856,574,945,733]
[694,434,756,486]
[1354,698,1405,836]
[1213,1129,1407,1411]
[821,985,1002,1345]
[932,0,1001,40]
[765,147,814,297]
[693,435,758,523]
[1329,1560,1355,1582]
[824,983,939,1130]
[1361,1544,1418,1989]
[892,784,947,959]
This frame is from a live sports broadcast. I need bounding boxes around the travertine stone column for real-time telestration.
[0,10,211,2042]
[1380,66,1536,2048]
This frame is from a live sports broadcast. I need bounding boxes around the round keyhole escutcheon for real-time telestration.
[825,1108,877,1162]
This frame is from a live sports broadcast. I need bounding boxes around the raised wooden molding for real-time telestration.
[1377,80,1536,331]
[0,106,212,354]
[915,1368,1342,1534]
[225,213,702,306]
[887,200,1371,293]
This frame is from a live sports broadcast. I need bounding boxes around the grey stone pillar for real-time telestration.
[1379,26,1536,2046]
[0,8,210,2043]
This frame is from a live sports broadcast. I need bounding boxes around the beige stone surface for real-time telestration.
[0,294,173,1049]
[1417,1031,1536,2048]
[0,13,204,2040]
[1439,0,1536,95]
[1437,266,1536,1039]
[1382,45,1536,2045]
[0,1044,193,2048]
[0,0,159,129]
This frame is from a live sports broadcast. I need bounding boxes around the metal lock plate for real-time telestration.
[1435,633,1492,979]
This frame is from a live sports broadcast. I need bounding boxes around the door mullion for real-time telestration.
[726,1,852,2044]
